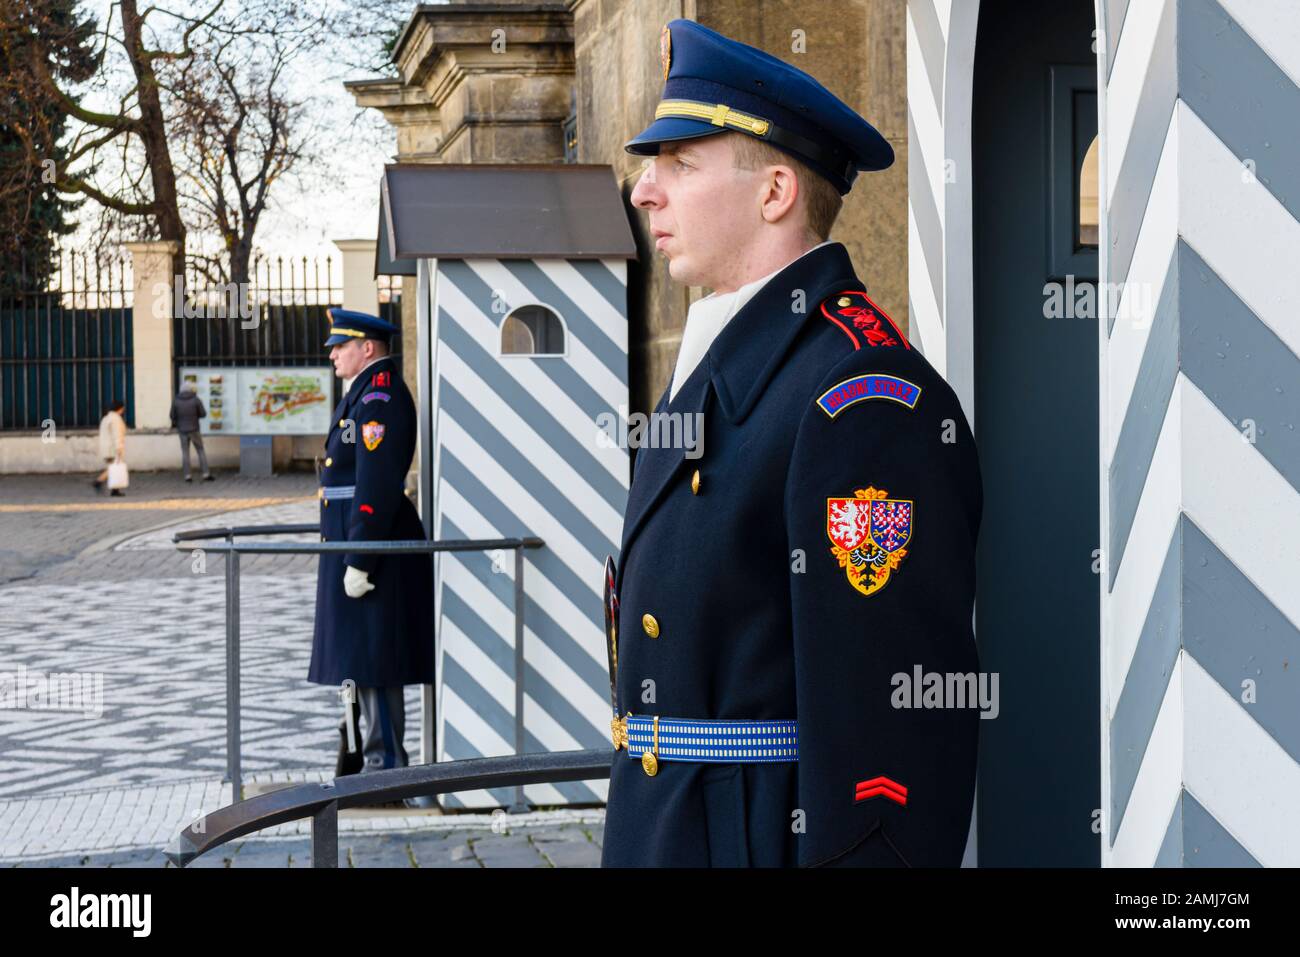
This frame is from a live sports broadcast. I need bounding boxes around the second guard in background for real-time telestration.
[310,308,435,780]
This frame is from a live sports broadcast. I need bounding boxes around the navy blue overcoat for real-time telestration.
[308,355,435,688]
[601,242,983,867]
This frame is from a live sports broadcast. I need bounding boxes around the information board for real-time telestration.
[179,366,334,435]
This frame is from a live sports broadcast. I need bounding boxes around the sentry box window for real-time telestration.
[500,304,567,357]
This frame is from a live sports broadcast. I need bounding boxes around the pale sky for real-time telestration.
[66,0,413,269]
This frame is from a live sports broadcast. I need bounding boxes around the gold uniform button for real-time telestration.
[642,715,661,775]
[690,469,700,495]
[338,418,346,428]
[325,457,333,467]
[642,613,659,639]
[323,499,329,508]
[837,296,852,307]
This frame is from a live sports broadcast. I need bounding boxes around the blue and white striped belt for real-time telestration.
[319,485,356,501]
[613,714,799,776]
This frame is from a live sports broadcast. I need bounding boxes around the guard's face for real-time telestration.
[631,134,763,292]
[329,339,370,380]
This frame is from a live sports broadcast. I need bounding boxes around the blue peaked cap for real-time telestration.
[625,19,894,194]
[323,307,399,347]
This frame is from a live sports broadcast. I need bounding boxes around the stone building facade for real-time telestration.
[348,0,908,413]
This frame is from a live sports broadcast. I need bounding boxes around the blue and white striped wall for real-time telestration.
[1098,0,1300,867]
[423,256,629,808]
[905,0,984,869]
[908,0,1300,865]
[905,0,980,419]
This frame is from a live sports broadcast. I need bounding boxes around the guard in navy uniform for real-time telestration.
[310,308,434,776]
[601,20,982,867]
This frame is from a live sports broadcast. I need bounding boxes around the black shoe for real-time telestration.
[109,489,125,497]
[92,478,104,491]
[202,474,214,482]
[184,475,192,483]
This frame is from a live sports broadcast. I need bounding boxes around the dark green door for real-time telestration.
[972,0,1100,866]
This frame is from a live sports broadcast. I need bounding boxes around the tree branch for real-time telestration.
[57,177,155,216]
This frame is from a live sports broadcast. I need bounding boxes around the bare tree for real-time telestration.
[171,32,312,287]
[9,0,400,288]
[16,0,334,284]
[319,0,412,75]
[27,0,229,279]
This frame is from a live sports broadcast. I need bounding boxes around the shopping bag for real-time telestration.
[107,459,129,490]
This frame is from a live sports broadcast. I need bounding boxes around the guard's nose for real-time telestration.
[631,158,664,210]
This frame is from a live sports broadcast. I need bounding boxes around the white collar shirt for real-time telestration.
[669,241,832,401]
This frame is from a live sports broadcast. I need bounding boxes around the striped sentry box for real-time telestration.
[907,0,1300,865]
[430,255,631,809]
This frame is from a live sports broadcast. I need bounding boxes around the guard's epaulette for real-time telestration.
[818,290,910,351]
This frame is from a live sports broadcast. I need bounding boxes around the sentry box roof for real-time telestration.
[375,164,638,276]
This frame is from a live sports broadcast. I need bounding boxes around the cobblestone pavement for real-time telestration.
[0,470,605,867]
[0,570,368,798]
[0,470,320,585]
[0,774,604,867]
[13,819,604,869]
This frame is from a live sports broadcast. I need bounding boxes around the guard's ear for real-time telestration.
[760,162,800,226]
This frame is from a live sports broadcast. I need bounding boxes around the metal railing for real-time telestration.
[166,748,613,867]
[172,524,545,805]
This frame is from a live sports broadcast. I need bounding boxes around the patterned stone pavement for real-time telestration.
[0,775,603,867]
[0,571,358,798]
[0,470,321,585]
[0,470,604,867]
[20,821,604,869]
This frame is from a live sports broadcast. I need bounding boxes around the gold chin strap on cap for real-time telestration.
[329,327,367,338]
[654,98,771,136]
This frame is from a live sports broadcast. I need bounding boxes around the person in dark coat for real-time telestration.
[600,20,983,867]
[310,308,434,777]
[169,385,212,482]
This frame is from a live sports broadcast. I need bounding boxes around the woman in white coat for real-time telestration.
[93,400,128,496]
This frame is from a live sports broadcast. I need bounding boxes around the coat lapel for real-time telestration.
[349,356,395,403]
[613,243,861,582]
[616,354,713,578]
[325,356,397,449]
[708,242,860,423]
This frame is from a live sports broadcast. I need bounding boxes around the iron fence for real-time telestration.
[0,254,134,430]
[173,258,402,405]
[0,249,404,431]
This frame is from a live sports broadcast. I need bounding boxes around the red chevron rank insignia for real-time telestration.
[855,775,908,806]
[371,371,390,388]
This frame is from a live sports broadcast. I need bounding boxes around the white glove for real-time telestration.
[343,565,375,599]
